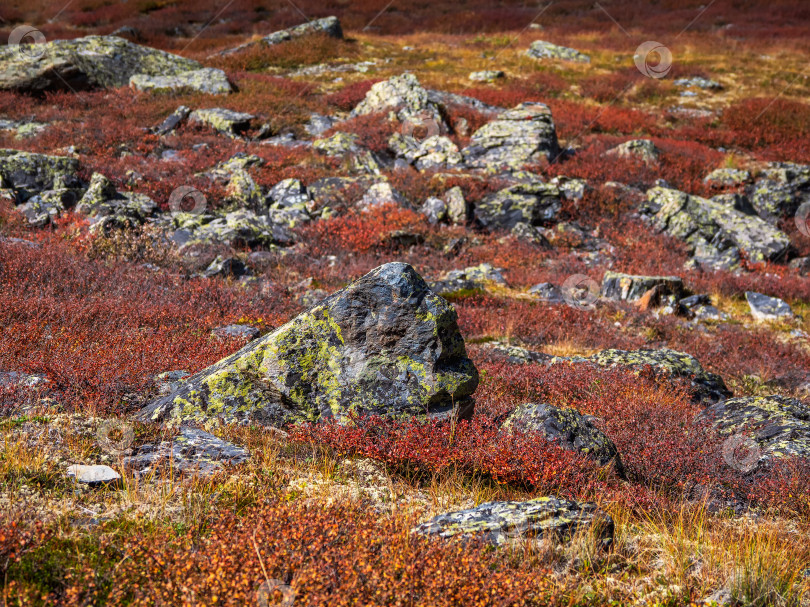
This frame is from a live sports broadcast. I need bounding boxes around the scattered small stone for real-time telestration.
[203,256,249,279]
[67,464,121,487]
[189,108,255,136]
[212,324,261,340]
[528,282,564,303]
[469,70,505,82]
[600,271,684,303]
[673,77,722,90]
[526,40,590,63]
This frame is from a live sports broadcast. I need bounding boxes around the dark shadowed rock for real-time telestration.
[600,271,684,303]
[503,402,624,476]
[0,149,80,197]
[138,263,479,426]
[413,497,613,547]
[474,181,561,230]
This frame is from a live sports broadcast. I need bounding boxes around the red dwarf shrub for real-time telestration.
[324,79,382,111]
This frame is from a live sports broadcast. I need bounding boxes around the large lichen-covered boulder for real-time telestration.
[139,262,479,426]
[526,40,591,63]
[413,497,613,547]
[0,149,81,198]
[699,396,810,469]
[552,348,730,405]
[641,186,790,270]
[475,180,561,230]
[503,402,624,475]
[217,16,343,56]
[0,35,201,93]
[600,271,684,302]
[462,102,561,169]
[130,68,233,95]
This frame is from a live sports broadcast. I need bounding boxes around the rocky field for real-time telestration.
[1,1,810,605]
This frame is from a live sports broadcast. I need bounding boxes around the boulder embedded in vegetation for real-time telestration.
[474,180,561,230]
[413,496,613,546]
[552,348,730,405]
[704,168,751,188]
[469,70,505,81]
[130,67,233,95]
[745,291,795,322]
[526,40,590,63]
[462,102,561,169]
[0,35,201,93]
[641,186,790,269]
[428,263,506,295]
[504,402,624,475]
[217,16,343,56]
[699,395,810,468]
[75,172,157,232]
[600,271,684,303]
[139,262,479,426]
[67,464,121,487]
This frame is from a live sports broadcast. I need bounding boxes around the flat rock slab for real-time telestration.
[130,68,232,95]
[123,427,249,478]
[551,348,730,405]
[413,496,613,546]
[67,464,121,487]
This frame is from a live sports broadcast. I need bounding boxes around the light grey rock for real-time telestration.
[703,168,751,188]
[745,291,795,322]
[421,196,447,224]
[212,324,261,340]
[528,282,563,303]
[67,464,121,487]
[600,271,684,302]
[189,108,255,136]
[526,40,590,63]
[469,70,505,81]
[462,102,560,169]
[217,16,343,56]
[606,139,660,164]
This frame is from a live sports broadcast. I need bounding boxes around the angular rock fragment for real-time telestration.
[606,139,660,164]
[642,186,790,269]
[528,282,564,303]
[0,149,80,197]
[745,291,795,322]
[351,73,445,129]
[67,464,121,487]
[138,263,479,426]
[475,181,561,230]
[413,497,613,547]
[189,108,255,136]
[75,172,157,232]
[428,263,506,295]
[462,102,561,169]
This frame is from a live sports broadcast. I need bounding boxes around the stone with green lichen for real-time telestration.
[526,40,591,63]
[75,172,157,232]
[138,262,479,426]
[0,35,201,93]
[172,209,295,250]
[474,180,561,230]
[201,153,264,181]
[462,102,560,169]
[351,73,446,129]
[699,395,810,466]
[413,496,613,547]
[389,133,462,170]
[745,162,810,223]
[642,186,790,270]
[428,263,506,295]
[17,188,79,226]
[551,348,730,405]
[130,68,233,95]
[313,132,361,157]
[704,168,751,188]
[503,402,625,476]
[189,108,255,136]
[0,148,80,197]
[225,169,263,210]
